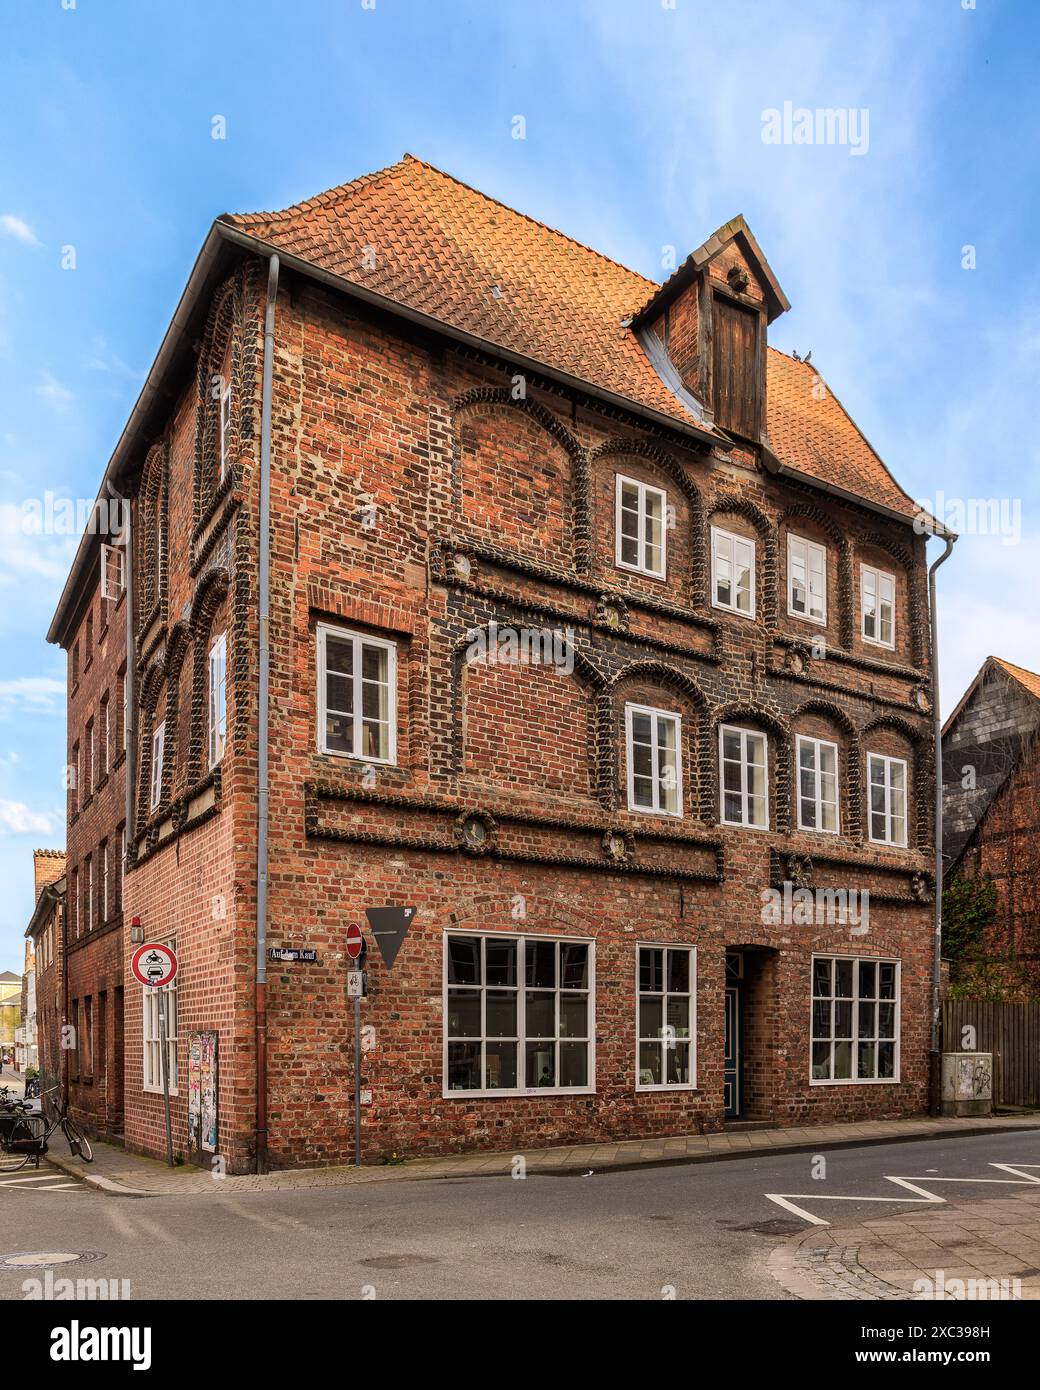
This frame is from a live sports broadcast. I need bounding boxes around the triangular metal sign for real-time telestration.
[365,906,417,970]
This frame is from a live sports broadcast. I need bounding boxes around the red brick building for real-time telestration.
[24,849,65,1092]
[48,157,944,1171]
[943,656,1040,998]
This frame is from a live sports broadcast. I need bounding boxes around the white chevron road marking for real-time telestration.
[765,1162,1040,1227]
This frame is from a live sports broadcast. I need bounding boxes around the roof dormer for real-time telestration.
[634,216,789,446]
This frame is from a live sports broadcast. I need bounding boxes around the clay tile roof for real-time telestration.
[223,154,921,524]
[991,656,1040,702]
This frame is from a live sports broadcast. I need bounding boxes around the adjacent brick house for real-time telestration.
[24,850,65,1082]
[942,656,1040,998]
[48,156,944,1171]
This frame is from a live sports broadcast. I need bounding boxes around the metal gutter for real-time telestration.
[118,483,136,846]
[761,451,954,540]
[927,532,957,1115]
[46,225,229,648]
[254,253,279,1174]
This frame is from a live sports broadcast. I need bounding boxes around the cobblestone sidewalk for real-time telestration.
[46,1113,1040,1198]
[769,1189,1040,1300]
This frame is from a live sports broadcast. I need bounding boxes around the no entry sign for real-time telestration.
[131,942,178,988]
[345,923,364,960]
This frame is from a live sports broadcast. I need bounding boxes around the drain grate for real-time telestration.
[1,1250,105,1270]
[357,1254,439,1269]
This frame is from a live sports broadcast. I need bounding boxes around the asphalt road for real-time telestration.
[1,1128,1038,1300]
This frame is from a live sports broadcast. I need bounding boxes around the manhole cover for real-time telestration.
[357,1254,439,1269]
[1,1251,105,1270]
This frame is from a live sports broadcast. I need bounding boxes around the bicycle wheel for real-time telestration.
[0,1114,43,1172]
[63,1118,93,1162]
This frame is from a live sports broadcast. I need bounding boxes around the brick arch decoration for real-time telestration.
[703,494,779,625]
[449,387,585,562]
[587,438,705,592]
[451,623,611,805]
[776,502,854,649]
[856,530,926,669]
[791,697,862,840]
[713,699,792,832]
[186,565,231,787]
[859,712,933,851]
[136,440,168,639]
[611,659,713,820]
[193,273,244,531]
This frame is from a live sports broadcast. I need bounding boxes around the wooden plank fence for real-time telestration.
[942,999,1040,1108]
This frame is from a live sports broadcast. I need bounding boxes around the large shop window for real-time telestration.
[317,623,397,764]
[626,703,682,816]
[636,945,695,1090]
[143,938,178,1095]
[811,955,899,1084]
[445,933,593,1095]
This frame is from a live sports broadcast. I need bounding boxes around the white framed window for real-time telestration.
[868,753,908,846]
[100,542,125,601]
[796,735,840,834]
[719,724,768,828]
[101,697,110,776]
[615,474,666,578]
[788,533,827,624]
[317,624,397,764]
[811,955,900,1084]
[444,932,594,1096]
[86,855,94,931]
[861,564,895,648]
[149,721,165,812]
[636,945,695,1090]
[143,936,178,1095]
[711,526,756,617]
[122,671,129,752]
[208,631,227,768]
[219,377,232,481]
[625,703,682,816]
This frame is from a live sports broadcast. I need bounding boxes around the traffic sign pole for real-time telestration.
[353,992,362,1167]
[157,987,174,1167]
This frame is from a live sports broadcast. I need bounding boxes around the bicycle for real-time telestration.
[0,1087,93,1173]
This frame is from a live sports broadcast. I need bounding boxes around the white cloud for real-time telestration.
[0,677,66,714]
[36,373,75,411]
[0,214,41,248]
[0,799,52,835]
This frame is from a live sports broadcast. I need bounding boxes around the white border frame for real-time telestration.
[635,942,697,1092]
[718,723,770,829]
[614,473,667,579]
[208,630,228,770]
[625,702,683,817]
[442,929,596,1098]
[866,751,909,847]
[149,720,165,811]
[710,525,757,618]
[795,734,841,835]
[809,953,902,1086]
[787,532,828,625]
[860,563,896,650]
[316,622,398,765]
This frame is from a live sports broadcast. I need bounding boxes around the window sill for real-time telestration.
[143,1085,179,1098]
[712,602,757,621]
[443,1087,596,1100]
[636,1084,699,1094]
[787,609,827,627]
[809,1076,901,1087]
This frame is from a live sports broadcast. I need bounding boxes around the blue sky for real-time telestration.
[0,0,1037,969]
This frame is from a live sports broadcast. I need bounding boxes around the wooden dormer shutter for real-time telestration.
[712,296,760,441]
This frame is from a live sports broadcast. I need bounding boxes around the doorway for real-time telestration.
[724,951,743,1118]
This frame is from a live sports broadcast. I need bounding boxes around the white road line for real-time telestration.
[765,1162,1040,1227]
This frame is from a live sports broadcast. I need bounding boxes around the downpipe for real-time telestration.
[255,254,279,1173]
[927,531,956,1116]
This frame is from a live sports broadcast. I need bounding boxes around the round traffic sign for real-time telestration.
[131,942,178,988]
[345,923,364,960]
